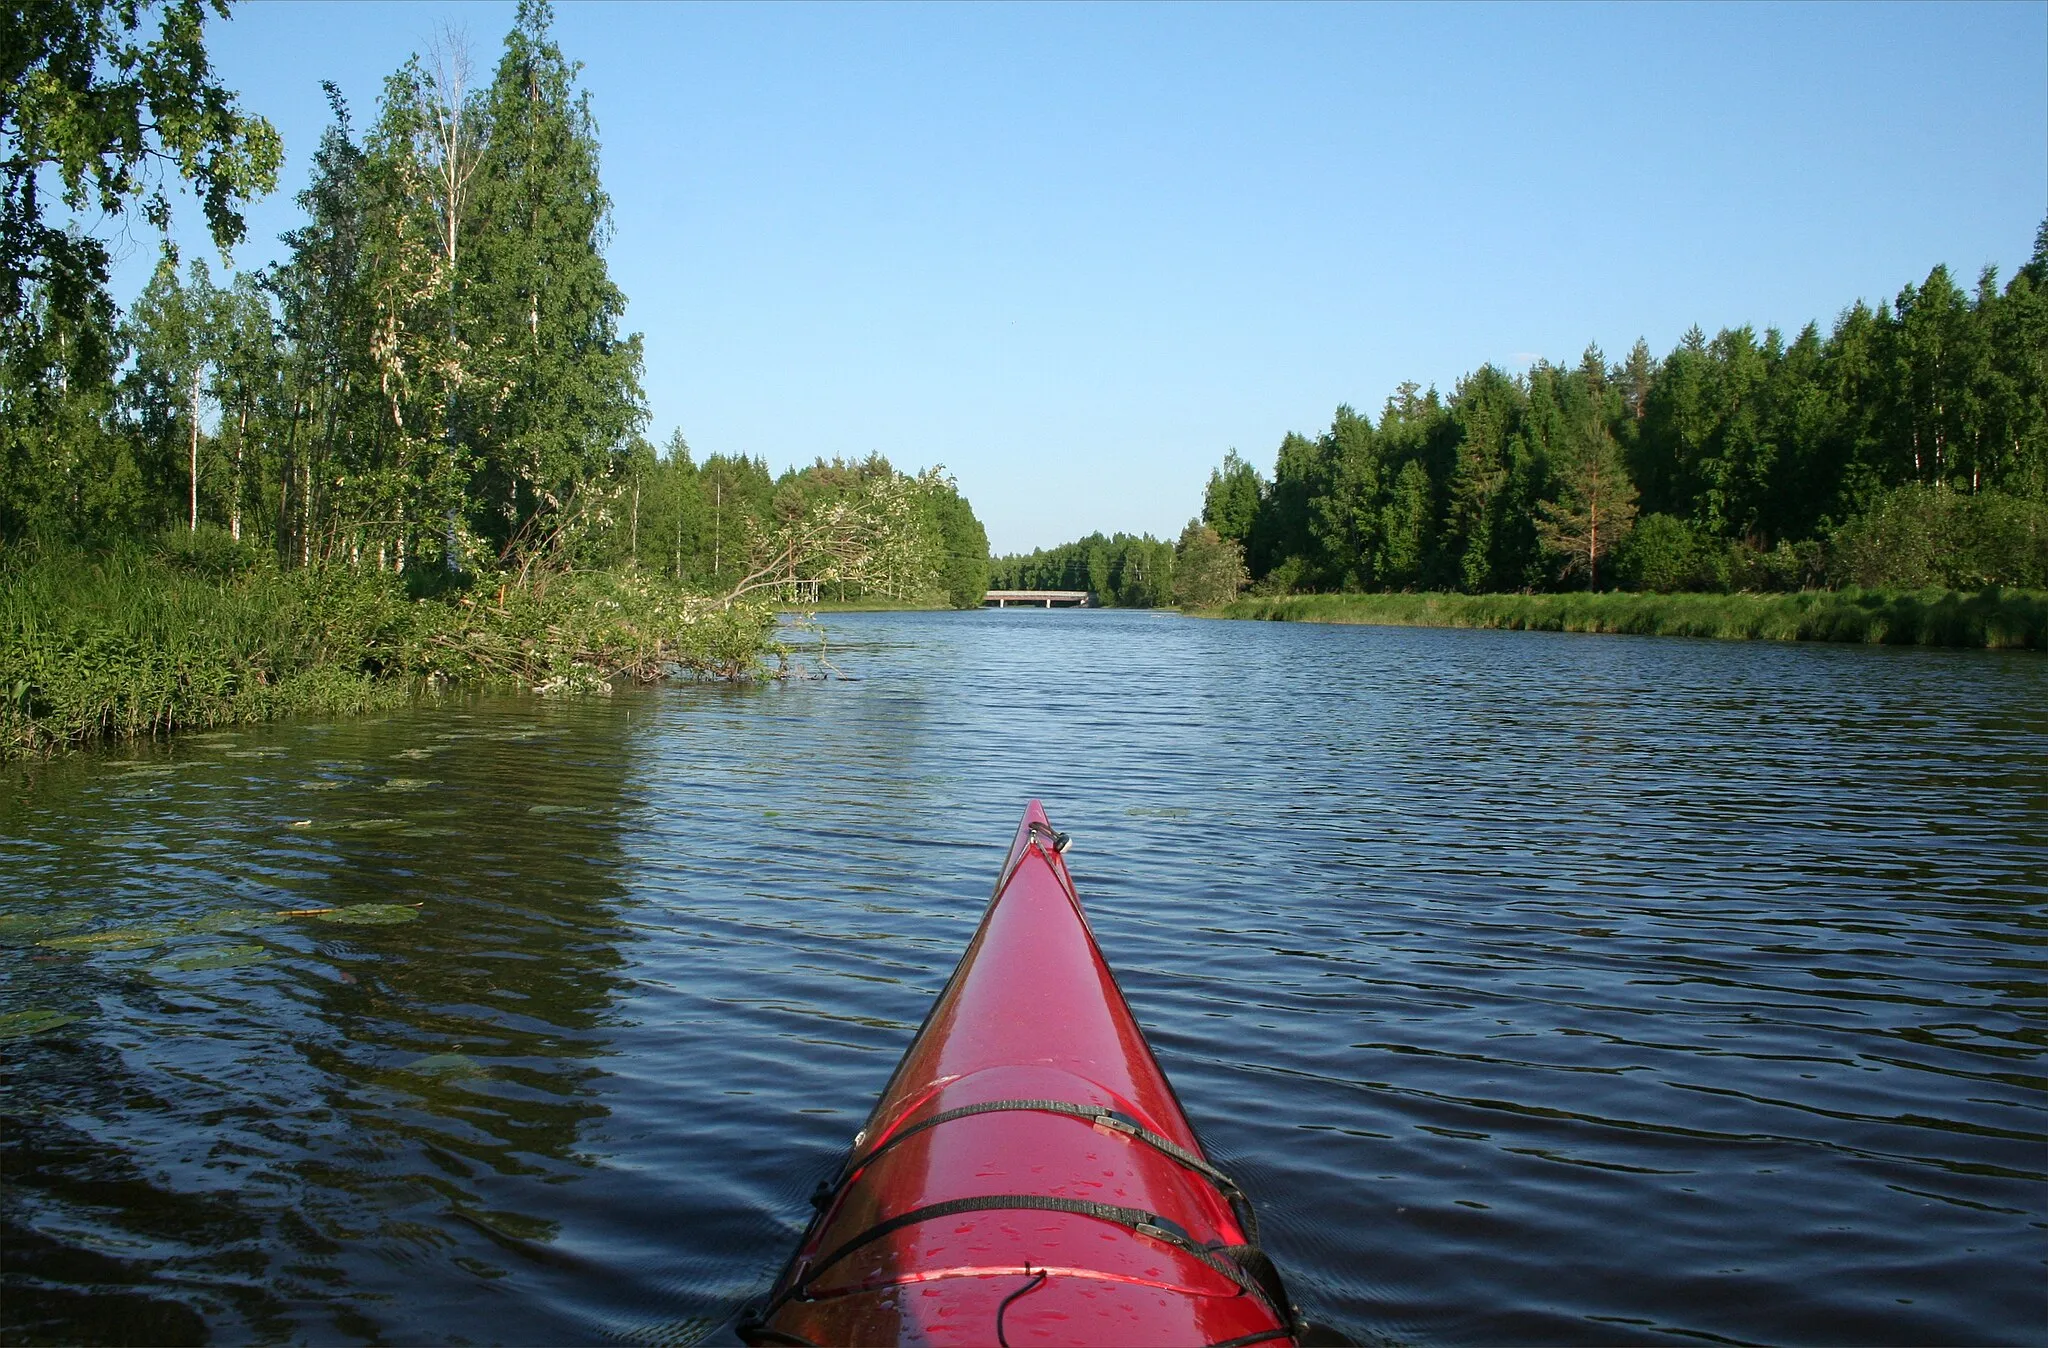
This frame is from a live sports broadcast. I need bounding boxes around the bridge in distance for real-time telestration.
[983,590,1092,608]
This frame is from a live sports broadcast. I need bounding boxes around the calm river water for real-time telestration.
[3,611,2044,1346]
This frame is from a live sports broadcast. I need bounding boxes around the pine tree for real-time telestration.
[1534,367,1637,588]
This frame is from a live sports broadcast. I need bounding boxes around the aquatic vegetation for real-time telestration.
[408,1052,488,1079]
[39,924,176,951]
[308,903,421,925]
[0,909,91,939]
[187,909,264,934]
[0,1008,81,1040]
[1220,588,2048,649]
[155,944,272,972]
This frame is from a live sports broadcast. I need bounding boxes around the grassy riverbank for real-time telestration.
[1,544,785,758]
[1217,588,2048,649]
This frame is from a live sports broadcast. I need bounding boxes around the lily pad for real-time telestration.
[335,817,407,832]
[409,1052,487,1079]
[526,804,582,816]
[156,944,272,973]
[393,747,443,761]
[296,779,344,791]
[39,925,172,951]
[187,909,265,935]
[311,904,420,926]
[453,1207,558,1242]
[378,778,437,793]
[224,748,288,760]
[0,910,88,940]
[0,1008,82,1040]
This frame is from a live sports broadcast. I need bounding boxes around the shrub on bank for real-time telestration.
[0,544,793,757]
[1830,487,2048,590]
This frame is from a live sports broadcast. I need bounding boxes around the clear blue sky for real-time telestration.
[117,1,2047,555]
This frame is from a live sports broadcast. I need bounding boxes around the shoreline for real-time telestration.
[1213,588,2047,650]
[779,598,952,613]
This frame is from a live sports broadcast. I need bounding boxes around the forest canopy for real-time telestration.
[1196,227,2048,598]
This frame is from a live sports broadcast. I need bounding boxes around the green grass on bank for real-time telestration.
[1216,587,2048,649]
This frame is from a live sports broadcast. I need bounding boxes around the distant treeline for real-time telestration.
[989,533,1176,606]
[1199,226,2048,597]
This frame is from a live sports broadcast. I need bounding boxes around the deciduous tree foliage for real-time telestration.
[1,0,279,539]
[585,445,989,607]
[1172,522,1247,610]
[1,0,992,601]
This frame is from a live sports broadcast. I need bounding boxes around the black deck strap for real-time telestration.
[829,1097,1261,1245]
[1204,1242,1302,1340]
[1204,1330,1297,1348]
[768,1193,1288,1326]
[733,1321,819,1347]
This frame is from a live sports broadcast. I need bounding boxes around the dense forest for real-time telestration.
[0,0,987,608]
[1198,230,2048,599]
[1002,230,2047,609]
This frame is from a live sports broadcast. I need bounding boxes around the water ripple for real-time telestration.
[3,614,2043,1345]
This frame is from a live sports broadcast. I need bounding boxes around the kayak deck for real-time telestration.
[743,802,1298,1347]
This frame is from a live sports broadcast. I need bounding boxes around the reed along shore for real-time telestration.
[1215,588,2048,649]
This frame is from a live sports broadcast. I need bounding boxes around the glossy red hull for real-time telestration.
[746,802,1297,1348]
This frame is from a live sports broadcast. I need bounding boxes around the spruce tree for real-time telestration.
[464,0,644,559]
[1534,365,1637,588]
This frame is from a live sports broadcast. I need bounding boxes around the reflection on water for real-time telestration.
[3,710,642,1342]
[3,613,2044,1346]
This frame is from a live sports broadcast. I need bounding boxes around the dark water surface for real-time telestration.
[3,612,2044,1346]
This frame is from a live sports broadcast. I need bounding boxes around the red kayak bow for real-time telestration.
[743,801,1300,1347]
